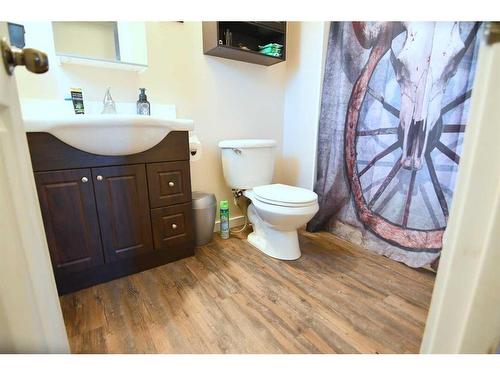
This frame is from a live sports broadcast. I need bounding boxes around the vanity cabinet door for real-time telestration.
[92,164,153,262]
[34,169,104,274]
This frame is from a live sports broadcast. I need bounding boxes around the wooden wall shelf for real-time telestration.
[202,22,286,66]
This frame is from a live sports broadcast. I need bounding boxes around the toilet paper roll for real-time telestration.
[189,132,202,162]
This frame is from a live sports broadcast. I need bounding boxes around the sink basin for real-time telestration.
[23,114,194,156]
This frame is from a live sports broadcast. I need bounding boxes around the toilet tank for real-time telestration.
[218,139,276,190]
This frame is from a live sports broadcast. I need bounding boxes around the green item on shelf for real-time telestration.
[258,43,283,57]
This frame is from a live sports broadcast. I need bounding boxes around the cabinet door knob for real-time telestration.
[171,223,178,229]
[168,181,175,187]
[81,177,88,183]
[96,175,104,181]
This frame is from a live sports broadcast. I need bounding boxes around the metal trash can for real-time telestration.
[192,191,217,246]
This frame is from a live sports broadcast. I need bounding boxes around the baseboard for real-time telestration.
[214,215,246,232]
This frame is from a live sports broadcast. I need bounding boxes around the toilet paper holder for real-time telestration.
[189,132,202,161]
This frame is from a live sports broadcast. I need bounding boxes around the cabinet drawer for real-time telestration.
[147,161,191,208]
[151,203,194,250]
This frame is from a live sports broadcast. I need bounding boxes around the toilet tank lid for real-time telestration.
[218,139,276,149]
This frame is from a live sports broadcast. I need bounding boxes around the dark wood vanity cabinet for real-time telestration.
[28,131,195,294]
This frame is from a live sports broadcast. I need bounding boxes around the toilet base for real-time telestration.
[246,204,301,260]
[247,230,301,260]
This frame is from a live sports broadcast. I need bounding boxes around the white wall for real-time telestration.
[16,21,287,218]
[281,22,329,189]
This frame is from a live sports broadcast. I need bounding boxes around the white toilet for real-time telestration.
[218,139,319,260]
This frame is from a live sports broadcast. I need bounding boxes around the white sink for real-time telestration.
[23,114,194,156]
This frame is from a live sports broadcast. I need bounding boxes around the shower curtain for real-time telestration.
[307,22,482,267]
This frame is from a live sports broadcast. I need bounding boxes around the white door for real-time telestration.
[0,23,69,353]
[421,23,500,353]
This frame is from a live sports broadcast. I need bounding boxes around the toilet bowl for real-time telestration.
[218,139,318,260]
[244,184,318,260]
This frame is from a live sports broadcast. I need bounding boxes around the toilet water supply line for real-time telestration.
[229,190,249,234]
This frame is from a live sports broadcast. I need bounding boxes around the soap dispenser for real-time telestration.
[137,88,150,115]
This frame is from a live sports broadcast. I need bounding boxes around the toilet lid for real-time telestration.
[253,184,318,207]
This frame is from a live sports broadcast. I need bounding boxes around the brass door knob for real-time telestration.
[1,38,49,75]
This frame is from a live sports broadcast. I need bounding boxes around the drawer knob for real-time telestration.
[96,175,104,181]
[168,181,175,187]
[171,223,178,230]
[81,177,88,183]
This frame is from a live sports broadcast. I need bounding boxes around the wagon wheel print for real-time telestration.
[344,22,480,251]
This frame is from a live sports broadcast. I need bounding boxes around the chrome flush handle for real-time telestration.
[232,148,242,155]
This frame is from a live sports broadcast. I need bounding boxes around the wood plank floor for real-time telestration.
[59,230,436,353]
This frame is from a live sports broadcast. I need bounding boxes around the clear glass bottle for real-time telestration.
[101,87,117,114]
[136,88,150,115]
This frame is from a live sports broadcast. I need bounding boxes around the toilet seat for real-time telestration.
[253,184,318,208]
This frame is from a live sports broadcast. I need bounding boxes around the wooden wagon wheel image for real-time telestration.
[345,22,481,251]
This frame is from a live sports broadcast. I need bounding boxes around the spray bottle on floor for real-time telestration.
[220,200,229,239]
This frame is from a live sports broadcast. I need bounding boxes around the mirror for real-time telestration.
[52,21,147,66]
